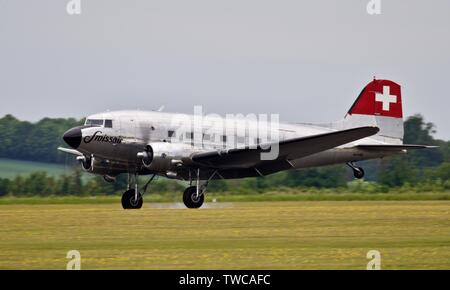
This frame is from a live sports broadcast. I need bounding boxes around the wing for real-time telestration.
[191,126,379,169]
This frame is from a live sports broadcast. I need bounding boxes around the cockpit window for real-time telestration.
[85,119,104,126]
[104,120,113,128]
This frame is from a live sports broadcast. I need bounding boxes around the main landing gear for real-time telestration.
[121,189,143,209]
[121,169,217,209]
[183,186,204,208]
[346,162,365,179]
[121,173,156,209]
[182,169,218,209]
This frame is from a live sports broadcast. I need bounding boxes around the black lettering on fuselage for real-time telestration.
[83,131,123,144]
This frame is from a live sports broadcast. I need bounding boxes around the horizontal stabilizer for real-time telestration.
[356,144,438,151]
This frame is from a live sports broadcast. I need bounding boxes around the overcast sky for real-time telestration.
[0,0,449,139]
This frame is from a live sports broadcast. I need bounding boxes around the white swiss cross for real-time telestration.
[375,86,397,111]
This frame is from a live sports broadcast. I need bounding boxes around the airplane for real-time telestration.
[59,79,435,209]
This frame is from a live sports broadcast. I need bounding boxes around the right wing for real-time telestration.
[191,126,380,169]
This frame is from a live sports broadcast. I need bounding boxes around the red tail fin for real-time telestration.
[347,79,402,119]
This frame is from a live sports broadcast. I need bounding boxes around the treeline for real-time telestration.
[0,164,448,197]
[0,114,82,163]
[0,114,448,196]
[0,171,185,197]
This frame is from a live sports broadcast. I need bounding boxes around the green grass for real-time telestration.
[213,191,450,201]
[0,158,66,179]
[0,201,449,269]
[0,191,448,205]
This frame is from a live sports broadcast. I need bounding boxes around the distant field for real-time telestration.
[0,158,67,179]
[0,201,449,269]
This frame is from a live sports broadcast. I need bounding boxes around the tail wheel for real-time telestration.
[121,189,143,209]
[183,186,204,209]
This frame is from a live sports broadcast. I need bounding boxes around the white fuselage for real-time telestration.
[66,110,395,180]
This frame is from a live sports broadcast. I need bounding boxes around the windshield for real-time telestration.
[85,119,104,126]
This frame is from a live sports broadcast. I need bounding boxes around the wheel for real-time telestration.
[183,186,204,209]
[121,189,143,209]
[353,167,365,179]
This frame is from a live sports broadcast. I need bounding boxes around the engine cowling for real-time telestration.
[137,142,191,172]
[75,154,115,177]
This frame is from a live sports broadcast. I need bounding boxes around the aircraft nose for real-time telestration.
[63,127,82,149]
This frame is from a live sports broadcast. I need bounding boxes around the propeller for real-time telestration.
[62,147,80,177]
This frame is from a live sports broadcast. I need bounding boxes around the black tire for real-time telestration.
[121,189,143,209]
[183,186,204,209]
[353,167,365,179]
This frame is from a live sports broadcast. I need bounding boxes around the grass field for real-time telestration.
[0,191,448,205]
[0,200,449,269]
[0,158,66,178]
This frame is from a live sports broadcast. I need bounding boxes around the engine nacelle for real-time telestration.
[137,142,191,172]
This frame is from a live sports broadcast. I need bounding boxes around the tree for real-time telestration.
[378,157,419,187]
[206,179,228,192]
[403,114,443,168]
[0,178,10,196]
[8,176,25,196]
[0,115,82,163]
[374,114,445,185]
[284,166,346,188]
[425,163,450,182]
[67,168,83,195]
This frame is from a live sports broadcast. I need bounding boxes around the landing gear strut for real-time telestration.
[121,173,156,209]
[346,162,365,179]
[182,169,217,209]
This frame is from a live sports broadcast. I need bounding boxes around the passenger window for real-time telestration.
[168,130,175,138]
[104,120,113,128]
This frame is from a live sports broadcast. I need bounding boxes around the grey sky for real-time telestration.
[0,0,449,139]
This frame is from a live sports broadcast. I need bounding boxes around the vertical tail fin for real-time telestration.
[343,79,403,144]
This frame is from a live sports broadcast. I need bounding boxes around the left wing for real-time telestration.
[191,126,379,168]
